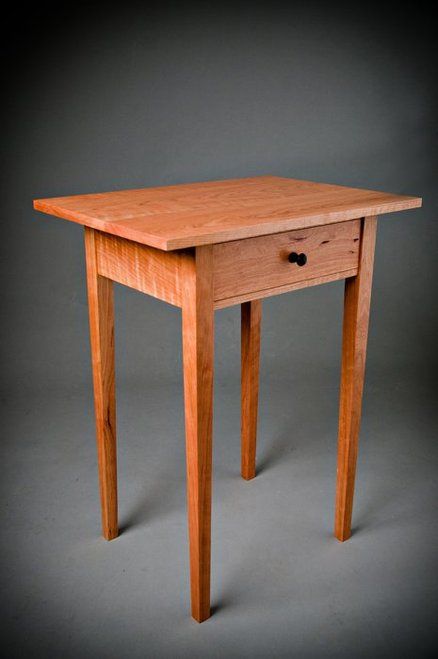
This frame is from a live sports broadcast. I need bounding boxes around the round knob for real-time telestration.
[288,252,307,266]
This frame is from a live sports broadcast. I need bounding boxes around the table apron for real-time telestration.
[93,219,362,309]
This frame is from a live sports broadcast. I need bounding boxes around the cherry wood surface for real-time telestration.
[95,230,191,307]
[34,176,421,250]
[84,228,118,541]
[181,246,214,622]
[213,220,360,303]
[241,300,262,480]
[213,269,358,309]
[90,224,361,311]
[335,217,377,541]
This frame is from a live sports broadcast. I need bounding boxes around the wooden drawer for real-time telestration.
[213,220,361,306]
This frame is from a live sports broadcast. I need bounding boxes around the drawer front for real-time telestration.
[213,220,361,303]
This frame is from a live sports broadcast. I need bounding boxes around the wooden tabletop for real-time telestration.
[34,176,421,251]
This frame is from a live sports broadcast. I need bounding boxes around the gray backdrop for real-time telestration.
[2,3,437,658]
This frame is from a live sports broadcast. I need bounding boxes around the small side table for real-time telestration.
[34,176,421,622]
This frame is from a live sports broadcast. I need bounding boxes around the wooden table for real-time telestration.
[34,176,421,622]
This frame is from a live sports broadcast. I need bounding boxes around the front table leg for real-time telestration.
[182,246,214,622]
[84,227,118,540]
[335,216,377,541]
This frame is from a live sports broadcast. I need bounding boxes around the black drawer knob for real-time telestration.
[288,252,307,266]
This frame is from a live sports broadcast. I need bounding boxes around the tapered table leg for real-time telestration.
[182,246,214,623]
[335,216,377,542]
[84,227,118,541]
[241,300,262,480]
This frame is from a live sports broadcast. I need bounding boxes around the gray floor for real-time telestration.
[1,371,437,658]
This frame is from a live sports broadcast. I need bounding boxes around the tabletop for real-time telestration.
[34,176,421,251]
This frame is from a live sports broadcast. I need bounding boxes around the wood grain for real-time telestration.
[84,227,118,541]
[213,220,360,302]
[95,231,191,307]
[241,300,262,480]
[34,176,421,250]
[214,269,358,309]
[335,216,377,542]
[93,225,359,311]
[181,246,214,623]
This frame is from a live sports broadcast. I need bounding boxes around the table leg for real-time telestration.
[182,246,214,623]
[241,300,262,480]
[335,217,377,541]
[84,228,118,541]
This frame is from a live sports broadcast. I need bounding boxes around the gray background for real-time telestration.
[1,3,437,657]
